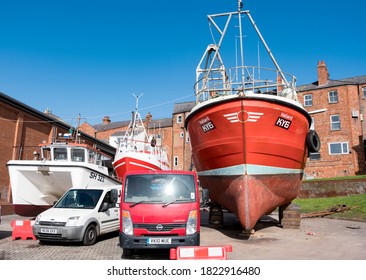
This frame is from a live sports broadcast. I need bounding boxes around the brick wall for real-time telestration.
[0,102,56,202]
[299,179,366,198]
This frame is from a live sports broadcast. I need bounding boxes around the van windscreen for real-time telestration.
[55,189,103,209]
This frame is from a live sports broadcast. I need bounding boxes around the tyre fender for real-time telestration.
[306,130,320,153]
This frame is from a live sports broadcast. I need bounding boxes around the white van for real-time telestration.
[33,185,120,246]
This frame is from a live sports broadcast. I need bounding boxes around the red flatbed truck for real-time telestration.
[119,170,200,257]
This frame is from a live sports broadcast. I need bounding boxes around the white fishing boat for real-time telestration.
[112,94,170,181]
[7,133,120,217]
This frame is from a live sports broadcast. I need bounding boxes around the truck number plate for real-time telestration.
[148,238,171,244]
[40,228,58,234]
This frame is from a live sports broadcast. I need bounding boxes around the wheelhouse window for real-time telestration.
[304,94,312,107]
[54,148,67,161]
[41,147,51,160]
[330,114,341,131]
[71,148,85,162]
[328,90,338,103]
[329,142,349,155]
[88,150,96,164]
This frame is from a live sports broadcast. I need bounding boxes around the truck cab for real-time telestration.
[33,185,120,245]
[119,170,200,257]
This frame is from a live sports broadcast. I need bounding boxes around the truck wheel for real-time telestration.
[123,248,134,258]
[83,224,97,246]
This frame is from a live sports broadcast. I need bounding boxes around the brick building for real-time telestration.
[297,61,366,178]
[0,92,116,213]
[171,102,195,171]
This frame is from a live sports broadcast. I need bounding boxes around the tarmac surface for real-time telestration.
[0,209,365,260]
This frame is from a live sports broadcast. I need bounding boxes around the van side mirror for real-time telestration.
[100,202,109,212]
[110,189,118,204]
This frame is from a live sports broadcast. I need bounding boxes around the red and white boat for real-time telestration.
[112,95,170,181]
[185,1,320,231]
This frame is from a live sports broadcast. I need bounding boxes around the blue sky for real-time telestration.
[1,0,365,126]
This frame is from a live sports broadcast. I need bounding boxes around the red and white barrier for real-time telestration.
[11,220,37,240]
[170,245,232,260]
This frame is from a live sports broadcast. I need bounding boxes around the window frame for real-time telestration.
[328,90,338,104]
[173,156,178,167]
[329,142,349,155]
[330,114,341,131]
[304,94,313,107]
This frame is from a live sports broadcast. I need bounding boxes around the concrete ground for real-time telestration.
[0,209,365,260]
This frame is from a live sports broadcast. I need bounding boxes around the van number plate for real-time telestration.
[40,228,58,234]
[147,238,171,244]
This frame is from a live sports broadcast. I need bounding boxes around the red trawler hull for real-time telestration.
[185,96,311,230]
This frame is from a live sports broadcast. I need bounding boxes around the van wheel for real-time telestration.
[83,224,97,246]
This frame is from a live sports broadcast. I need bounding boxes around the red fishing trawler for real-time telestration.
[185,1,320,231]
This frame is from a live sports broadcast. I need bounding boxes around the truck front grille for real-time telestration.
[134,223,185,232]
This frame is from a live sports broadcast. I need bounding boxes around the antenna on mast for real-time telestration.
[131,93,143,130]
[132,93,143,112]
[238,0,243,12]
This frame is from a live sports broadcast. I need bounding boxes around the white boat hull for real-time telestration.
[7,160,120,216]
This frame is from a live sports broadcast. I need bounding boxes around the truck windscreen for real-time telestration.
[124,174,196,204]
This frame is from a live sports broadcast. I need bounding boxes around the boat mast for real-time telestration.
[75,114,81,143]
[131,93,143,130]
[237,0,245,84]
[244,2,290,88]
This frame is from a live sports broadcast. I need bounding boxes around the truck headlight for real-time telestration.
[186,210,198,235]
[122,210,133,236]
[66,216,80,227]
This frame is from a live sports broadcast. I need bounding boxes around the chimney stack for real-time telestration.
[145,112,152,125]
[102,116,111,124]
[317,60,329,86]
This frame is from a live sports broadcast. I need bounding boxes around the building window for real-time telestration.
[362,87,366,99]
[310,117,315,130]
[304,94,312,107]
[177,115,183,124]
[329,142,349,155]
[174,156,178,166]
[180,132,184,138]
[330,114,341,131]
[186,132,190,143]
[328,90,338,103]
[309,152,321,160]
